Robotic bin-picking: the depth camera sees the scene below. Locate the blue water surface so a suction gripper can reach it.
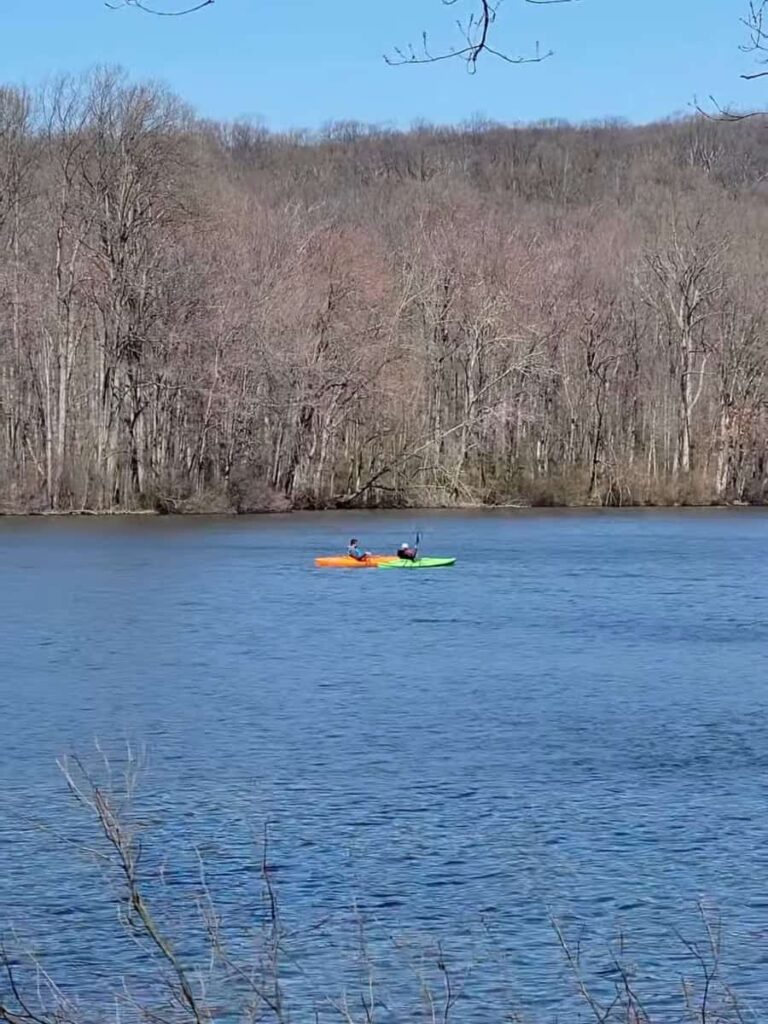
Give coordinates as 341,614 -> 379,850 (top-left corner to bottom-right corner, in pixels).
0,509 -> 766,1022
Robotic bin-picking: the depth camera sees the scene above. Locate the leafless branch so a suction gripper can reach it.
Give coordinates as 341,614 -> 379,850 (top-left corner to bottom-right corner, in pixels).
106,0 -> 214,14
700,2 -> 768,117
741,0 -> 768,58
385,0 -> 577,72
58,752 -> 210,1024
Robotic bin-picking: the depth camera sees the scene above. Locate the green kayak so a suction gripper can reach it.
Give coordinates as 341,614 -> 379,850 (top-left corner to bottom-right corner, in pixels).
378,557 -> 456,570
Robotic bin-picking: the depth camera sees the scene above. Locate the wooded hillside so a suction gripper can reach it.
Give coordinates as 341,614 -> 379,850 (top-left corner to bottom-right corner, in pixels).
1,71 -> 767,511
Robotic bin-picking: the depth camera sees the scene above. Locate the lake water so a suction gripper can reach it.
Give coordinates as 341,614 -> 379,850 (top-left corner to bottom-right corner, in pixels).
1,509 -> 767,1022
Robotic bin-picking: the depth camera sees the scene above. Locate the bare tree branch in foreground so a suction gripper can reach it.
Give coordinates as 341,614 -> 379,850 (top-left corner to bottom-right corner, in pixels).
0,749 -> 756,1024
105,0 -> 766,88
699,2 -> 768,119
105,0 -> 214,15
108,0 -> 578,70
741,0 -> 768,78
385,0 -> 578,73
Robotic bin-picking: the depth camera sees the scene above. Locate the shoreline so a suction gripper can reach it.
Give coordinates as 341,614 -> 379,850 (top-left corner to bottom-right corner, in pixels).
0,499 -> 761,520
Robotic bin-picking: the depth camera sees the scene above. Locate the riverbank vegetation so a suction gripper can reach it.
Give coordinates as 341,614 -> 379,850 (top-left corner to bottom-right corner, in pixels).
0,753 -> 749,1024
1,71 -> 768,513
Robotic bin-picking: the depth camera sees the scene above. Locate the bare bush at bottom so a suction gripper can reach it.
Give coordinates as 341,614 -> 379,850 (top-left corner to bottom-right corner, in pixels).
0,750 -> 752,1024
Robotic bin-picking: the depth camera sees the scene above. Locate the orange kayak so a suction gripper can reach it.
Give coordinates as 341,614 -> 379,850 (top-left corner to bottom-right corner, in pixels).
314,554 -> 399,568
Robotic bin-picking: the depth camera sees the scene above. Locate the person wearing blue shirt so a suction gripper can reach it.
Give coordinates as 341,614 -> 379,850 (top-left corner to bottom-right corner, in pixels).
347,538 -> 369,561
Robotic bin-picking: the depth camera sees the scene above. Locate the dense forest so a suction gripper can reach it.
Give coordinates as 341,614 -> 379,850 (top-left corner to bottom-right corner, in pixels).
1,70 -> 767,512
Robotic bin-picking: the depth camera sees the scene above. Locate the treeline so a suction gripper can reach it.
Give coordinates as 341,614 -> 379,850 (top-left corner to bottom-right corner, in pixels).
1,70 -> 768,513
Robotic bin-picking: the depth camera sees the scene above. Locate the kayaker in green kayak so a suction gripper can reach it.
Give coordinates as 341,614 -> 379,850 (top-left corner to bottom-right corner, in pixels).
396,541 -> 418,562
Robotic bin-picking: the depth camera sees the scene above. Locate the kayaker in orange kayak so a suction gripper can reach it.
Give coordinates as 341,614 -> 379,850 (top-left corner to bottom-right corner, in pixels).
397,541 -> 418,562
347,538 -> 370,561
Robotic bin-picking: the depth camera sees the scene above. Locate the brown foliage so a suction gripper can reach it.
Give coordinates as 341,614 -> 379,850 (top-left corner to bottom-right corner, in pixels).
1,73 -> 768,512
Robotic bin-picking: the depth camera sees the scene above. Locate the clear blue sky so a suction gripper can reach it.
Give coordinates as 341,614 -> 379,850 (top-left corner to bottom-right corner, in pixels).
0,0 -> 759,128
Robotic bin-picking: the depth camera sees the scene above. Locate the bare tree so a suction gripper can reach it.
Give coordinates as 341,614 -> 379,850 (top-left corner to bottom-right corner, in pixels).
644,220 -> 723,478
1,71 -> 768,513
